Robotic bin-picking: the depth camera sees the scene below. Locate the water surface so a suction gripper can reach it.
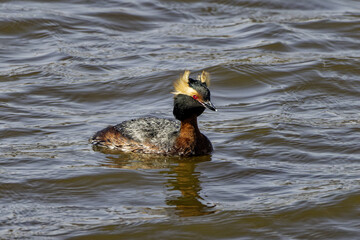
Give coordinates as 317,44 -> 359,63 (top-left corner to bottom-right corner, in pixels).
1,0 -> 360,239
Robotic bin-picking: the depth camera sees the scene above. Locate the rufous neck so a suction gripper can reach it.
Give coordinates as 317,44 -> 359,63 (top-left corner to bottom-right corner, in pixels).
179,116 -> 201,137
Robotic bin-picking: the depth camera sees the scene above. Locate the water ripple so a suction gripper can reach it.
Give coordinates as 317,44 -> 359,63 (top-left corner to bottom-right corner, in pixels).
1,0 -> 360,239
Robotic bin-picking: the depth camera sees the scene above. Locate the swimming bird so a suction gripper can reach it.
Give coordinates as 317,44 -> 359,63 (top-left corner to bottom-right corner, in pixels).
91,70 -> 216,156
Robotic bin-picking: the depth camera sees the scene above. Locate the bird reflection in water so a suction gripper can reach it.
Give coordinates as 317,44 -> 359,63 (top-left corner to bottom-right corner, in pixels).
165,157 -> 216,217
96,149 -> 216,217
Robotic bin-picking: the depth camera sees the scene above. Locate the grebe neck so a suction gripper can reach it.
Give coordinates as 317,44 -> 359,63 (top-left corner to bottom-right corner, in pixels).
173,115 -> 213,156
178,116 -> 201,138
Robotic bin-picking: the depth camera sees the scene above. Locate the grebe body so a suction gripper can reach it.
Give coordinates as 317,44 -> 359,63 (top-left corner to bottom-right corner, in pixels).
91,70 -> 216,156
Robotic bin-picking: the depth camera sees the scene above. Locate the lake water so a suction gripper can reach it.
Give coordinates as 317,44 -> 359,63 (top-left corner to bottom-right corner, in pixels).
1,0 -> 360,239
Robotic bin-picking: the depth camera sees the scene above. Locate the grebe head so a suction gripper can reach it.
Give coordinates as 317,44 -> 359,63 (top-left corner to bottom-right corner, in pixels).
172,70 -> 216,121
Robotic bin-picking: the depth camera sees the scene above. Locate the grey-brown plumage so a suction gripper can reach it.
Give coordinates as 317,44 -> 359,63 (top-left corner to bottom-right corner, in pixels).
115,117 -> 179,151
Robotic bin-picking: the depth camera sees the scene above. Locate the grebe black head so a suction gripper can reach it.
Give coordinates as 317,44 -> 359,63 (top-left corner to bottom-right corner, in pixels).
91,70 -> 216,156
172,70 -> 216,121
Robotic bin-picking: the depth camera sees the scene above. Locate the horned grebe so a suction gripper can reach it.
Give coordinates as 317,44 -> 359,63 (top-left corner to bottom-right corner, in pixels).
91,70 -> 216,156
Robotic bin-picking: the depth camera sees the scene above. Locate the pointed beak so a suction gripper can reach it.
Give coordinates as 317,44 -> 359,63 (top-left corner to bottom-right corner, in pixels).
203,100 -> 217,111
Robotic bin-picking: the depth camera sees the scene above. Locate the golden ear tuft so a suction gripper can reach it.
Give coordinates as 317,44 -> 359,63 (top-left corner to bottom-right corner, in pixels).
172,70 -> 198,96
198,70 -> 210,86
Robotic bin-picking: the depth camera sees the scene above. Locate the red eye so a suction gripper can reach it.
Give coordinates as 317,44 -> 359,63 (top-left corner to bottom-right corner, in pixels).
193,95 -> 198,100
